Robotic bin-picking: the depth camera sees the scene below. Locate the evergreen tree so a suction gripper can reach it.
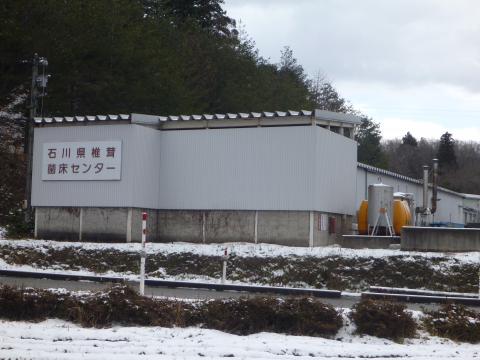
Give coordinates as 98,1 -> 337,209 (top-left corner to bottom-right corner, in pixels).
153,0 -> 235,36
310,80 -> 354,113
356,117 -> 388,169
402,132 -> 418,147
437,132 -> 457,169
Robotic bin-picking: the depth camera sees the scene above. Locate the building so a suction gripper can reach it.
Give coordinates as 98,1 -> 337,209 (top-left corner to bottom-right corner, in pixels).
31,109 -> 480,245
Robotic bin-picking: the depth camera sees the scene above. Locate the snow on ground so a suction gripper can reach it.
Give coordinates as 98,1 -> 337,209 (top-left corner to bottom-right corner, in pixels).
1,239 -> 480,263
0,228 -> 5,240
1,239 -> 479,289
0,317 -> 477,359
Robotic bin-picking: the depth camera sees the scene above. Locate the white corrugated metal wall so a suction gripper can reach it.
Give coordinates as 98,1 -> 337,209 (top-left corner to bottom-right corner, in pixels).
157,126 -> 357,213
32,124 -> 357,214
32,124 -> 161,208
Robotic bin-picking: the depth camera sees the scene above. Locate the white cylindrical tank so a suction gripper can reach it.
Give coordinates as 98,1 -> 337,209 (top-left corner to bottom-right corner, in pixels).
367,183 -> 394,229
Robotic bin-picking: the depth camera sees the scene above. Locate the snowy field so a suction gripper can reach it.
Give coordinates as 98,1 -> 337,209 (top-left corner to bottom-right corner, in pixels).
1,317 -> 477,359
1,238 -> 479,263
1,238 -> 479,290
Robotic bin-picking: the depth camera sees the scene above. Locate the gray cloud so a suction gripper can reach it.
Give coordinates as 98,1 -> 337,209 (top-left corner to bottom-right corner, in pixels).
225,0 -> 480,93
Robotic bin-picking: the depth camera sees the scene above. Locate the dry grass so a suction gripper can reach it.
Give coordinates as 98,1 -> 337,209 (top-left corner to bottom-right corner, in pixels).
422,303 -> 480,343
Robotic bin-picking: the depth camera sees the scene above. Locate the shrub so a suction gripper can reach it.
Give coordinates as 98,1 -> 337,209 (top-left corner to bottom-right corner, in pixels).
350,299 -> 417,341
423,303 -> 480,343
4,206 -> 34,239
0,285 -> 66,321
62,285 -> 191,328
197,297 -> 342,336
0,285 -> 342,337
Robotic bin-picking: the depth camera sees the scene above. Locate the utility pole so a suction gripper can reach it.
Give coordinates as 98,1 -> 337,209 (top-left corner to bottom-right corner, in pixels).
24,54 -> 48,224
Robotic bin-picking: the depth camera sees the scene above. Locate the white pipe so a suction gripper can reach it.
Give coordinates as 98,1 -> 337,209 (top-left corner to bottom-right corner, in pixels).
423,165 -> 429,210
254,211 -> 258,244
34,208 -> 38,238
79,208 -> 83,242
202,211 -> 206,244
126,208 -> 132,243
309,211 -> 314,247
139,212 -> 147,295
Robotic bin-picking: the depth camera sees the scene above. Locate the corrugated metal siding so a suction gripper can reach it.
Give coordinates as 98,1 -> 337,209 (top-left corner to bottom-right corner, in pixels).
32,124 -> 160,207
314,127 -> 357,215
33,124 -> 357,213
157,127 -> 316,210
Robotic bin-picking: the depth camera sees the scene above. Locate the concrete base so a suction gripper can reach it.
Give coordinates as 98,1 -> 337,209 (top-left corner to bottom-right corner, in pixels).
35,207 -> 80,241
34,207 -> 353,246
401,226 -> 480,252
339,235 -> 400,249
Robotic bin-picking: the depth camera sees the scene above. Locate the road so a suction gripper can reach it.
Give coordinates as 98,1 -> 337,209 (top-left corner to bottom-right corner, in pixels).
0,275 -> 449,311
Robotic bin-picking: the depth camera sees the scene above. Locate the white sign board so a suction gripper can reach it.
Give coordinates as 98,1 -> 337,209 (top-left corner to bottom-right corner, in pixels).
42,141 -> 122,180
319,213 -> 328,231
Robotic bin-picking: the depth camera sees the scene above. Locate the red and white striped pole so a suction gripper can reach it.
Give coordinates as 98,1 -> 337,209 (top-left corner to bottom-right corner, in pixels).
139,212 -> 147,295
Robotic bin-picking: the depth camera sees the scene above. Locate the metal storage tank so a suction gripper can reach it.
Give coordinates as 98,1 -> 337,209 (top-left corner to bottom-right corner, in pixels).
367,183 -> 394,230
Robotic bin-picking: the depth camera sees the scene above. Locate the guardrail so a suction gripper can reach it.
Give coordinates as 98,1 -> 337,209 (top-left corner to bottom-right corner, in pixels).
1,269 -> 479,306
363,286 -> 480,306
0,269 -> 341,298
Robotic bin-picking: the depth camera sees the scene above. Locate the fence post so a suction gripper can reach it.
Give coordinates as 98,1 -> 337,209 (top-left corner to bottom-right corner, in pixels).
140,212 -> 147,295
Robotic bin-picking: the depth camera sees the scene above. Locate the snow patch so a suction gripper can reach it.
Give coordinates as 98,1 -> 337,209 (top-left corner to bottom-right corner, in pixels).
0,317 -> 476,359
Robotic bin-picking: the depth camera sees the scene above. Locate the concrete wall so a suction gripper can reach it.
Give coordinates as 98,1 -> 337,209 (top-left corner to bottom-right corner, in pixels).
36,207 -> 80,240
257,211 -> 309,246
35,207 -> 349,246
339,235 -> 400,249
81,208 -> 128,242
205,211 -> 255,243
157,210 -> 203,243
130,208 -> 160,243
36,207 -> 129,242
401,226 -> 480,251
312,213 -> 350,246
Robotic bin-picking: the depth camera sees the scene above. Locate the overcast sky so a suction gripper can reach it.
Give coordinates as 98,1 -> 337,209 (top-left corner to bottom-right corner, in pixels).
224,0 -> 480,141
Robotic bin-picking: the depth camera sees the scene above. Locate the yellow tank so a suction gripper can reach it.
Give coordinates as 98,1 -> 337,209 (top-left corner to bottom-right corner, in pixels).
393,199 -> 411,235
357,199 -> 411,235
358,200 -> 369,235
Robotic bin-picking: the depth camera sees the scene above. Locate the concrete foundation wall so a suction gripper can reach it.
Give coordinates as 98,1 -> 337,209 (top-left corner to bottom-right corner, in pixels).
35,207 -> 351,246
339,235 -> 400,249
81,208 -> 128,242
205,211 -> 255,243
157,210 -> 204,243
130,208 -> 160,243
401,226 -> 480,251
257,211 -> 309,246
36,207 -> 80,240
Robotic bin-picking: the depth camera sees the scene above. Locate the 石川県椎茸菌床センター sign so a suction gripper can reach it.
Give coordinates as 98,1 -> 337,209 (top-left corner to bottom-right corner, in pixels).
41,141 -> 122,180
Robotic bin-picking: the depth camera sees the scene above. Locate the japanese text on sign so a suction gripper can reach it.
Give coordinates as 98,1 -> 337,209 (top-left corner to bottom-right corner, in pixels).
42,141 -> 122,180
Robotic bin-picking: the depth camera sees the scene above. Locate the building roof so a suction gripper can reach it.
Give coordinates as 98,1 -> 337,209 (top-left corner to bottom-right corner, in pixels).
34,111 -> 311,125
358,162 -> 471,198
33,109 -> 364,129
314,109 -> 362,125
